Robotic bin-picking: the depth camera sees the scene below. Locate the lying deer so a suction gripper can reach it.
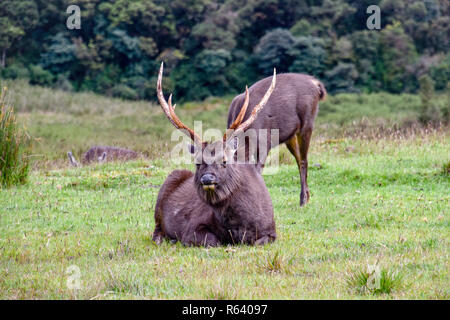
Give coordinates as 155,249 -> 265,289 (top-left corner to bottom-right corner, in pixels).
67,146 -> 138,167
227,73 -> 326,206
153,63 -> 277,246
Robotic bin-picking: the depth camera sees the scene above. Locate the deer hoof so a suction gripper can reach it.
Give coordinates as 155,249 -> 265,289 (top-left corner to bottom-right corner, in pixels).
300,190 -> 310,207
152,234 -> 163,245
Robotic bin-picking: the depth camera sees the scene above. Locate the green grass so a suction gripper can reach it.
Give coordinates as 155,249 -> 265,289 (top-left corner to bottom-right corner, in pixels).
2,79 -> 448,169
347,265 -> 404,295
0,80 -> 448,299
0,131 -> 448,299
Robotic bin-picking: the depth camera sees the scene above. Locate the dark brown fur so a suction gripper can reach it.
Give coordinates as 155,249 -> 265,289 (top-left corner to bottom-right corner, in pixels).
153,143 -> 276,247
227,73 -> 326,206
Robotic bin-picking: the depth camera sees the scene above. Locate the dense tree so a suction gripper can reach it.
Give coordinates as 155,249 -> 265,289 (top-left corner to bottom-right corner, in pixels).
325,62 -> 359,94
430,54 -> 450,90
289,36 -> 327,77
254,28 -> 296,75
350,30 -> 381,91
0,0 -> 39,67
379,22 -> 418,93
40,33 -> 78,73
0,0 -> 447,100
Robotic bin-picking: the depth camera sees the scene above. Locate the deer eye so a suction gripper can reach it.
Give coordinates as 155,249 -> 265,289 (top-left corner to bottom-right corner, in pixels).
196,163 -> 204,169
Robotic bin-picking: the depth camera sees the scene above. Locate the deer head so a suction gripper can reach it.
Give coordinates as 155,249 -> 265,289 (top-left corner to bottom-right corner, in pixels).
156,62 -> 276,204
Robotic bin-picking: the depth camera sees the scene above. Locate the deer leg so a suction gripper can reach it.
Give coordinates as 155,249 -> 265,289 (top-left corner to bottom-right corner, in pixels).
255,130 -> 272,173
298,128 -> 312,206
254,235 -> 275,245
152,226 -> 164,245
188,230 -> 220,247
285,134 -> 304,206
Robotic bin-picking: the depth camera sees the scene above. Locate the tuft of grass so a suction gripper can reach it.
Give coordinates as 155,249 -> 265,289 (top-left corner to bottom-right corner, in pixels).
347,264 -> 404,295
104,268 -> 146,296
205,278 -> 240,300
442,161 -> 450,175
257,250 -> 294,274
0,87 -> 31,187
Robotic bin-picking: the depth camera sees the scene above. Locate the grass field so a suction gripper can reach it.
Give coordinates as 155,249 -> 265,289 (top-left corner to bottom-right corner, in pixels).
0,80 -> 449,299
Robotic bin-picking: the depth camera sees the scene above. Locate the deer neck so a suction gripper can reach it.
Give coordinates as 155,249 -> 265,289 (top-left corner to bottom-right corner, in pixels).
209,165 -> 257,217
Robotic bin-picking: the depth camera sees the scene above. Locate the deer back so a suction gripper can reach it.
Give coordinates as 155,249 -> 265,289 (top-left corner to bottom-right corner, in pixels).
227,73 -> 326,144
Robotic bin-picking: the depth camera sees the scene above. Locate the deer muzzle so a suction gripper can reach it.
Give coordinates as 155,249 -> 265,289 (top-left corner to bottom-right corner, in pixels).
200,173 -> 217,190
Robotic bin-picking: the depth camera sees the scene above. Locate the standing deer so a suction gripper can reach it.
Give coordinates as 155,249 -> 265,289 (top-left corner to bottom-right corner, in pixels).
152,63 -> 277,246
227,73 -> 326,207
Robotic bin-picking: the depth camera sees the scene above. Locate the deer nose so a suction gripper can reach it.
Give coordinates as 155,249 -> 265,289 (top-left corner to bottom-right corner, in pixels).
200,173 -> 216,185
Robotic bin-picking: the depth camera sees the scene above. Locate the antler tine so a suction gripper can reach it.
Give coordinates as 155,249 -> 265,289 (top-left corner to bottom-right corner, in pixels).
167,94 -> 177,109
230,69 -> 276,138
223,86 -> 249,140
157,62 -> 202,145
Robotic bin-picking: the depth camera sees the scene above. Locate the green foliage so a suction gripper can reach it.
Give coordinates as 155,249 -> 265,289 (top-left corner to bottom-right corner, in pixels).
0,0 -> 38,67
347,265 -> 403,295
1,63 -> 29,79
380,22 -> 418,93
197,49 -> 231,74
418,75 -> 441,125
0,87 -> 30,187
54,74 -> 73,92
40,33 -> 78,74
254,28 -> 296,75
1,0 -> 448,99
172,49 -> 238,101
109,29 -> 142,61
289,36 -> 327,77
430,54 -> 450,90
290,19 -> 312,37
350,31 -> 381,91
81,64 -> 121,93
28,65 -> 54,86
110,84 -> 138,100
325,63 -> 359,94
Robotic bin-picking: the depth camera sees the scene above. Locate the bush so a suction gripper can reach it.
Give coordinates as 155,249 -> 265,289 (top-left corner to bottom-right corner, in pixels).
0,87 -> 31,187
1,63 -> 30,79
289,36 -> 327,77
254,29 -> 296,75
430,54 -> 450,90
28,65 -> 54,86
54,74 -> 73,92
324,63 -> 359,94
110,84 -> 139,100
418,75 -> 442,125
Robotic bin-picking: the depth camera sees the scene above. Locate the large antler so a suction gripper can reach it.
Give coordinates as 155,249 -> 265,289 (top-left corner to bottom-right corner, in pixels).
223,86 -> 249,140
225,69 -> 276,140
157,62 -> 202,145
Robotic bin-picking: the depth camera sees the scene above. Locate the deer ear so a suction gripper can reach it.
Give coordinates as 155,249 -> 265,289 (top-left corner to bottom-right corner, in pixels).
225,137 -> 239,156
188,144 -> 196,154
188,144 -> 203,164
227,136 -> 239,151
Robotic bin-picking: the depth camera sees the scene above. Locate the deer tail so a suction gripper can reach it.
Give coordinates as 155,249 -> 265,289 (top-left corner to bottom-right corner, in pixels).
311,79 -> 327,101
317,81 -> 327,101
